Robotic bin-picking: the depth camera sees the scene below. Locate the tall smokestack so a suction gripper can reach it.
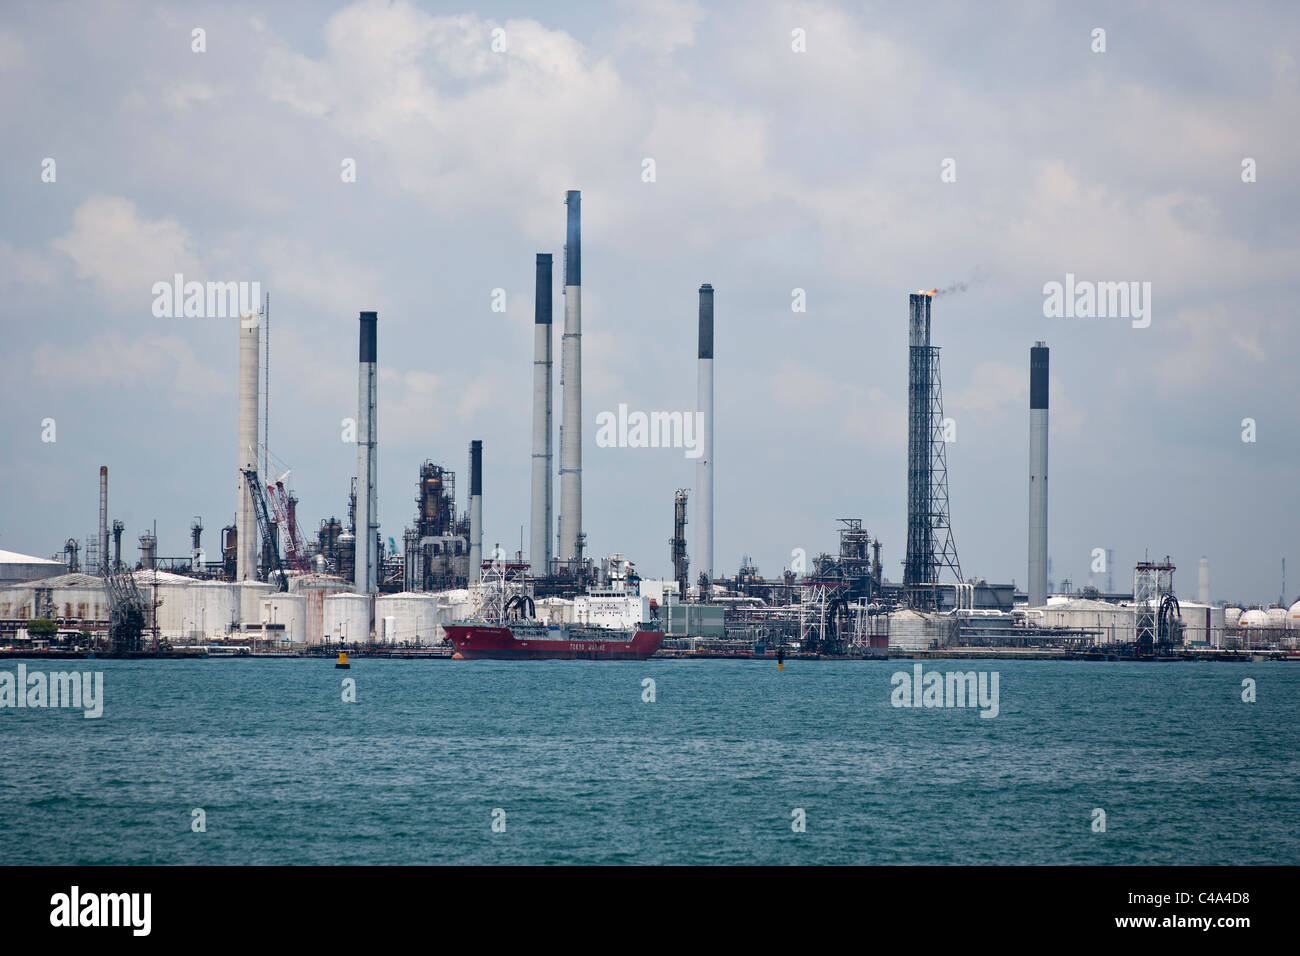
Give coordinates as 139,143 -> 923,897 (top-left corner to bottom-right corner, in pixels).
558,190 -> 583,568
1198,557 -> 1210,604
904,293 -> 932,601
696,283 -> 714,586
469,439 -> 483,578
1028,342 -> 1049,607
530,253 -> 553,576
237,312 -> 260,581
356,311 -> 378,593
98,466 -> 108,577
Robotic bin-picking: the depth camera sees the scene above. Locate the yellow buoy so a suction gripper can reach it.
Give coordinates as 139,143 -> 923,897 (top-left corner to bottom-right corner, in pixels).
335,651 -> 350,669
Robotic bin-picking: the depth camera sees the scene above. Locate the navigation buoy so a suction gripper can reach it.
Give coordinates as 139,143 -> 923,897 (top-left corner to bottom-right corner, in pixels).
335,652 -> 350,669
777,646 -> 785,671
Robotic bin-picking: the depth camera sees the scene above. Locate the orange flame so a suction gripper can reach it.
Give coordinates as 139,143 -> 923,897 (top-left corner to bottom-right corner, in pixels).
915,288 -> 938,296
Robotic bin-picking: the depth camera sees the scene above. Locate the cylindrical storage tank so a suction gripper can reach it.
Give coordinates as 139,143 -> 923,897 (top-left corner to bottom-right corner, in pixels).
323,593 -> 372,645
235,580 -> 274,628
1240,609 -> 1269,627
259,594 -> 307,645
46,574 -> 109,624
292,575 -> 352,646
187,582 -> 238,640
1177,602 -> 1225,647
888,609 -> 931,650
1225,607 -> 1242,626
375,593 -> 439,646
133,572 -> 195,640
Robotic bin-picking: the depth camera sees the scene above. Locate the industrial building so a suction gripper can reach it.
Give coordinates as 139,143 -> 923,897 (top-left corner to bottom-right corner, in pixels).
3,194 -> 1290,660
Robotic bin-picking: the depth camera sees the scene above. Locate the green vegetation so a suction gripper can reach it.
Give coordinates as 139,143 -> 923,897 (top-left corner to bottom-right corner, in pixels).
27,618 -> 57,638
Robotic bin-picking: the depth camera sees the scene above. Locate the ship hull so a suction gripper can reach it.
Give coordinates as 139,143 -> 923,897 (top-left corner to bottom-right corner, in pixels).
444,624 -> 664,661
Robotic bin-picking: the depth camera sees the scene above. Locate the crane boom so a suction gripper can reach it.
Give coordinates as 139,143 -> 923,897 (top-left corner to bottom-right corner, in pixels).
241,467 -> 288,591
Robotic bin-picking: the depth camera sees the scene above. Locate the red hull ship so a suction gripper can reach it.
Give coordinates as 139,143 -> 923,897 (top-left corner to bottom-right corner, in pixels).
444,622 -> 664,661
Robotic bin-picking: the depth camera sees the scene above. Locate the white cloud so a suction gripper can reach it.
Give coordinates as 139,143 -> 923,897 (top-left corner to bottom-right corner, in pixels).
51,197 -> 201,302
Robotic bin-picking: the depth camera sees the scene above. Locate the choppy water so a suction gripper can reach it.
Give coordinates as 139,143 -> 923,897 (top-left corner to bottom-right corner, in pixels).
0,659 -> 1295,864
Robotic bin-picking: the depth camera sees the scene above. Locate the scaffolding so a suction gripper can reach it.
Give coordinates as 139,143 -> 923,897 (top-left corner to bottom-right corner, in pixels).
1133,557 -> 1181,653
905,293 -> 961,609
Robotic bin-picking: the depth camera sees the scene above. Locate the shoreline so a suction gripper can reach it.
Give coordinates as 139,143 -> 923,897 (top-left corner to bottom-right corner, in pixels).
0,648 -> 1291,662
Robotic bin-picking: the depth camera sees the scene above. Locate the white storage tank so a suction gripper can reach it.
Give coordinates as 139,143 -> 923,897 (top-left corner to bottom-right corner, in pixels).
887,609 -> 956,650
1288,600 -> 1300,629
25,573 -> 109,623
133,570 -> 200,640
291,574 -> 352,646
235,580 -> 274,627
1240,609 -> 1269,627
0,573 -> 107,622
1041,598 -> 1135,645
1264,606 -> 1288,628
187,581 -> 238,640
1177,602 -> 1225,647
375,593 -> 439,646
1225,607 -> 1242,626
258,594 -> 307,645
323,593 -> 372,645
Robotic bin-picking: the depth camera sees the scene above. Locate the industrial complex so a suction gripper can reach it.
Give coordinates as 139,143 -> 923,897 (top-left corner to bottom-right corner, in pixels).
0,189 -> 1295,660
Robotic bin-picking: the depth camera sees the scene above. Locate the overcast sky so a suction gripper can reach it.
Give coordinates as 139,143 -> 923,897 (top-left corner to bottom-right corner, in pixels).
1,1 -> 1296,605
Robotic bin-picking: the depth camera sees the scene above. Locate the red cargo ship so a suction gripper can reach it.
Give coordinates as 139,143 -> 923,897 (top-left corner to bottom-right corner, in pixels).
444,621 -> 664,661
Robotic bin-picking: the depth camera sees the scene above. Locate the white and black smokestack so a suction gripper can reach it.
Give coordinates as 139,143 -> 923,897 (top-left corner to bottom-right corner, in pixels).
696,283 -> 714,587
98,466 -> 108,577
237,311 -> 260,582
558,190 -> 583,567
530,253 -> 553,575
1028,342 -> 1049,607
469,439 -> 483,577
356,311 -> 378,594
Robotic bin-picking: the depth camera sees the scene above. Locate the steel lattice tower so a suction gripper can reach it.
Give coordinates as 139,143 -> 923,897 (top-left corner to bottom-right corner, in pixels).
904,292 -> 961,609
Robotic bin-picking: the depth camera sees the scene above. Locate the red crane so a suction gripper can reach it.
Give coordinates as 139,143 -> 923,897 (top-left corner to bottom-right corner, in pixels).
267,470 -> 311,572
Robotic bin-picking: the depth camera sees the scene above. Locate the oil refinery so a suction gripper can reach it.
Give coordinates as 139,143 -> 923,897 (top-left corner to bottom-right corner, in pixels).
0,189 -> 1294,661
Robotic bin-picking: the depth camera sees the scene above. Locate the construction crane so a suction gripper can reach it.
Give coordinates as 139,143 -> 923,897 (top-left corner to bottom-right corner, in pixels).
266,470 -> 310,572
242,467 -> 289,591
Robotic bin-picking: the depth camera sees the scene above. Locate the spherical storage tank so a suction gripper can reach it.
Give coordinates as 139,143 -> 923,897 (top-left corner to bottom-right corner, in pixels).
1264,606 -> 1288,628
323,593 -> 371,645
1240,609 -> 1269,627
1288,600 -> 1300,629
1225,607 -> 1242,626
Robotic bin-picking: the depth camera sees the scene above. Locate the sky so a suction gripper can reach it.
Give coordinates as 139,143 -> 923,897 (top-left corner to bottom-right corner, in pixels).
0,0 -> 1296,606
